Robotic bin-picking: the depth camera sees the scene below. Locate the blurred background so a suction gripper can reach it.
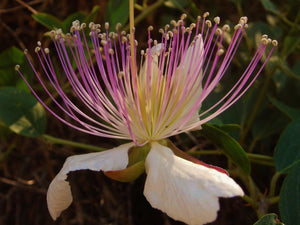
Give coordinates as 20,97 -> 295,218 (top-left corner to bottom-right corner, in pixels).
0,0 -> 299,225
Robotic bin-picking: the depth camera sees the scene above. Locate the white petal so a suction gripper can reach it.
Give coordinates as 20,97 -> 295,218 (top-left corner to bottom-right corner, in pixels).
144,142 -> 244,225
47,142 -> 134,220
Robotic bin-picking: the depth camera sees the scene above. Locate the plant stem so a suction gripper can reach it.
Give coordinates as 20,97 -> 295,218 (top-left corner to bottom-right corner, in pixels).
240,66 -> 277,144
129,0 -> 136,77
124,0 -> 165,31
41,134 -> 107,152
268,196 -> 280,205
269,172 -> 282,197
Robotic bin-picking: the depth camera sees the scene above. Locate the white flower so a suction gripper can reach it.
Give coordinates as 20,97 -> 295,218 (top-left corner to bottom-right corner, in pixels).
47,142 -> 243,224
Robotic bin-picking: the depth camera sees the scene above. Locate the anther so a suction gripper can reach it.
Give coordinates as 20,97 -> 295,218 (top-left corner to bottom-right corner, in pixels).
222,24 -> 230,31
44,48 -> 50,54
81,23 -> 86,29
89,22 -> 94,29
116,23 -> 122,31
205,20 -> 212,28
272,40 -> 278,46
262,34 -> 268,39
135,40 -> 138,46
109,48 -> 114,55
197,16 -> 201,21
165,24 -> 170,30
203,12 -> 209,18
216,28 -> 222,35
217,49 -> 224,56
181,13 -> 187,20
159,28 -> 164,34
118,71 -> 125,79
148,26 -> 153,31
35,47 -> 40,53
261,38 -> 268,45
37,41 -> 41,46
170,20 -> 177,26
101,40 -> 107,46
24,49 -> 28,54
15,65 -> 20,71
234,24 -> 242,30
105,22 -> 109,30
214,17 -> 220,24
190,23 -> 196,29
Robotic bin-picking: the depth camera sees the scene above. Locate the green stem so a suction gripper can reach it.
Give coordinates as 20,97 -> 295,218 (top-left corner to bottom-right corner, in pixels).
268,196 -> 280,205
124,0 -> 165,31
189,150 -> 274,166
240,66 -> 277,144
269,172 -> 282,197
41,134 -> 107,152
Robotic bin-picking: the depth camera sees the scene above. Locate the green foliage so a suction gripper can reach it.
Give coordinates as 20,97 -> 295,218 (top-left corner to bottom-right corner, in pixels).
0,47 -> 31,90
104,0 -> 129,31
33,6 -> 100,33
279,162 -> 300,225
0,87 -> 46,137
254,213 -> 283,225
274,119 -> 300,173
201,124 -> 251,175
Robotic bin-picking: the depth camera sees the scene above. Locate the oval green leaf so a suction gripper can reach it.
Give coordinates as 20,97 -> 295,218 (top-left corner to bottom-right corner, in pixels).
201,124 -> 251,175
274,119 -> 300,173
32,13 -> 62,30
0,87 -> 46,137
254,213 -> 283,225
279,162 -> 300,225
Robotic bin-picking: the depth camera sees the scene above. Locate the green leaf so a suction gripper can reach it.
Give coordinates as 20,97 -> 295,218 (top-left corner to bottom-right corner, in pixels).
0,47 -> 25,87
84,5 -> 100,23
282,35 -> 300,58
260,0 -> 281,15
0,87 -> 46,137
269,97 -> 300,120
201,124 -> 251,175
274,119 -> 300,173
279,162 -> 300,225
254,213 -> 283,225
104,0 -> 129,31
32,13 -> 63,30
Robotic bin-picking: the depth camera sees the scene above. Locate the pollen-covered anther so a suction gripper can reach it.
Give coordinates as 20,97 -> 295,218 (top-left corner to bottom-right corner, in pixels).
141,50 -> 145,55
37,41 -> 41,46
159,28 -> 164,34
135,40 -> 138,46
44,48 -> 50,54
267,38 -> 272,44
203,12 -> 209,18
101,40 -> 107,46
115,23 -> 121,31
234,24 -> 242,30
189,23 -> 196,30
154,40 -> 158,46
170,20 -> 177,27
80,23 -> 86,29
15,64 -> 20,71
216,28 -> 222,35
185,27 -> 191,33
222,24 -> 230,31
148,26 -> 153,32
105,22 -> 109,30
24,49 -> 28,54
88,22 -> 94,29
214,16 -> 220,24
109,48 -> 114,55
180,13 -> 187,20
261,38 -> 268,45
35,47 -> 41,53
217,49 -> 225,56
272,40 -> 278,46
121,36 -> 127,43
197,15 -> 201,22
165,24 -> 170,30
262,34 -> 268,39
205,20 -> 212,28
118,71 -> 125,79
168,31 -> 173,38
